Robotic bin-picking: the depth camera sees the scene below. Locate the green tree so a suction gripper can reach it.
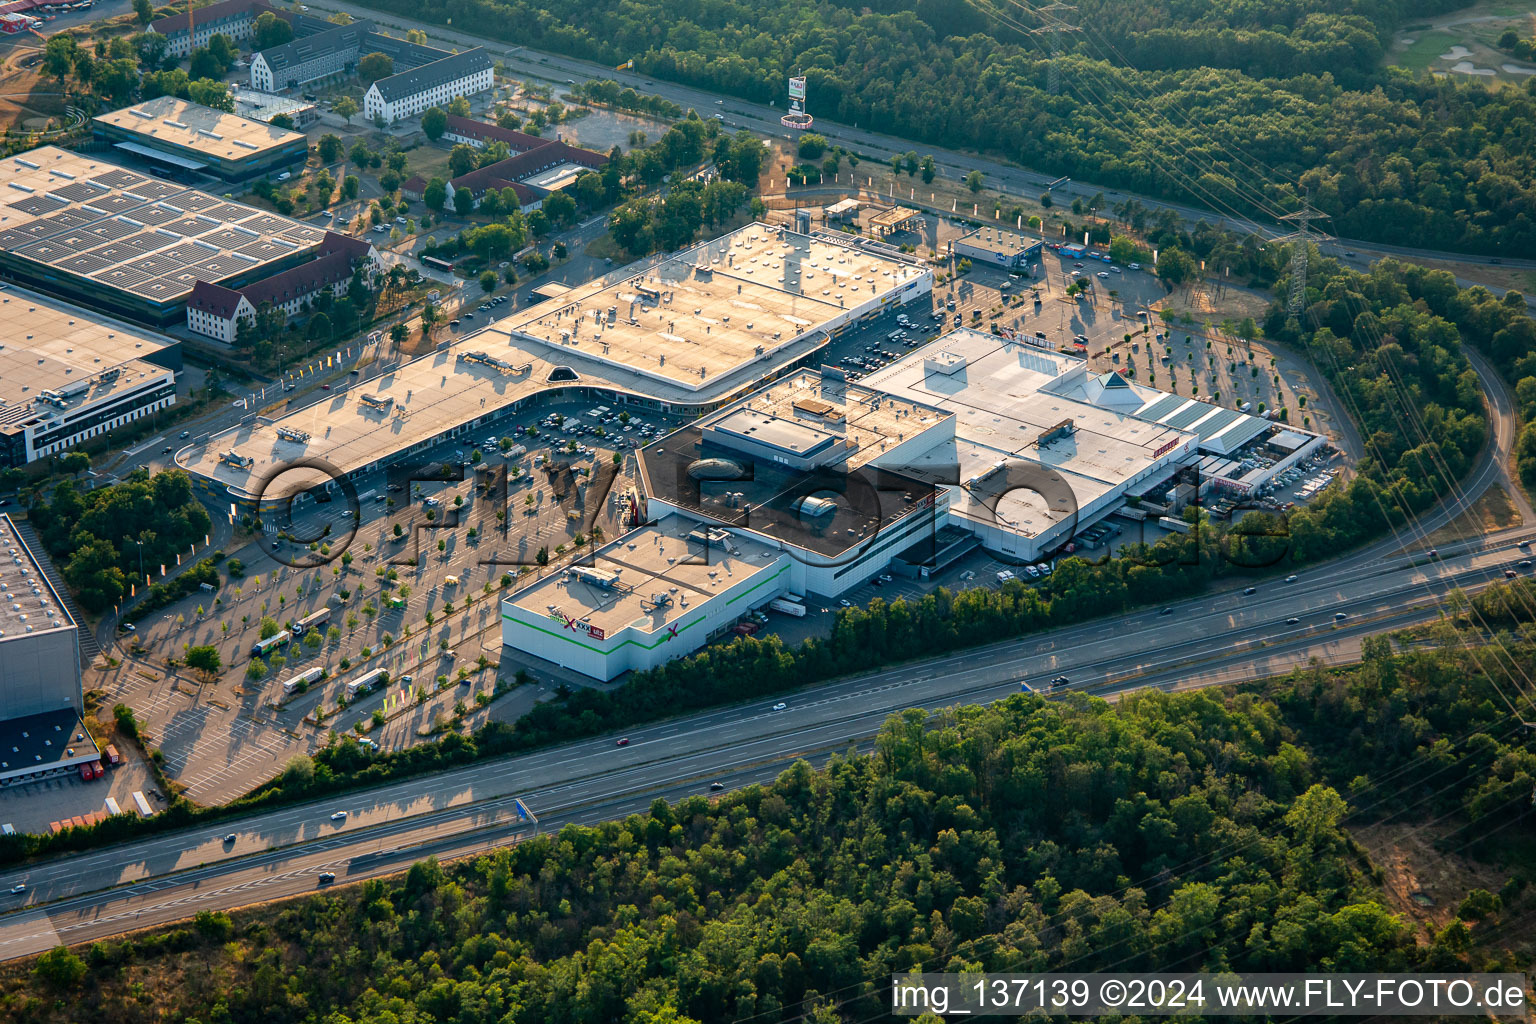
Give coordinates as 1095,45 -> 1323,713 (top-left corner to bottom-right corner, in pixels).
252,10 -> 292,48
185,645 -> 222,682
479,270 -> 497,293
358,51 -> 393,85
318,134 -> 343,164
1156,246 -> 1198,287
333,96 -> 358,125
33,947 -> 86,990
132,0 -> 153,24
448,144 -> 478,179
41,34 -> 76,83
423,177 -> 447,212
422,106 -> 448,140
965,169 -> 984,192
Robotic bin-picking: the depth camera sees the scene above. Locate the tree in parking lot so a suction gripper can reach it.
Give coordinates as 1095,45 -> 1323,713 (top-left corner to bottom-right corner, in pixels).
246,658 -> 267,681
479,270 -> 497,294
185,645 -> 222,682
258,617 -> 280,640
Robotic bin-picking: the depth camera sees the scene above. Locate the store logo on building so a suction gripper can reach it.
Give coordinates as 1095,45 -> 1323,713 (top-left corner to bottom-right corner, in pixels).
549,608 -> 606,641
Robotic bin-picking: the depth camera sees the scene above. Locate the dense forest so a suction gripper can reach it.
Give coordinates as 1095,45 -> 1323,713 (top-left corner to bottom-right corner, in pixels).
7,641 -> 1535,1023
351,0 -> 1536,255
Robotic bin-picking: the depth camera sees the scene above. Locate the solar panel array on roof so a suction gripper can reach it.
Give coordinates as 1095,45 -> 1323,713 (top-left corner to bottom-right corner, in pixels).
0,147 -> 321,314
1195,407 -> 1241,438
1136,392 -> 1185,421
1209,416 -> 1268,453
1162,400 -> 1211,431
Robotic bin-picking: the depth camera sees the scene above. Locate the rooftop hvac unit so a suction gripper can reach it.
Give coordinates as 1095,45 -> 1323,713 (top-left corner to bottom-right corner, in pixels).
792,495 -> 838,518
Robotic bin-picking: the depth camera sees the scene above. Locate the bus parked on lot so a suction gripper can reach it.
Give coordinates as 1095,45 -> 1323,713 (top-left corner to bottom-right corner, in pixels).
252,630 -> 291,657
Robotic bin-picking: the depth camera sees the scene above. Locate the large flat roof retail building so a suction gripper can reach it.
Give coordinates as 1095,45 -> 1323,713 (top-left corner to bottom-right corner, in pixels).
500,518 -> 791,681
0,147 -> 326,324
514,328 -> 1323,681
182,224 -> 933,508
92,97 -> 309,182
0,284 -> 180,468
0,514 -> 98,788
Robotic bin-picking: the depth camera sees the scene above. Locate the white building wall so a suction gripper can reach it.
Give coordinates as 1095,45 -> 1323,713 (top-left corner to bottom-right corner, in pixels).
499,552 -> 793,681
0,628 -> 82,719
24,385 -> 177,462
250,54 -> 274,92
365,67 -> 494,123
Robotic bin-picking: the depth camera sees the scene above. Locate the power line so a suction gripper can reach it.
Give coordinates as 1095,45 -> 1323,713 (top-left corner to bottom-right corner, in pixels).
1275,203 -> 1331,318
1031,1 -> 1079,96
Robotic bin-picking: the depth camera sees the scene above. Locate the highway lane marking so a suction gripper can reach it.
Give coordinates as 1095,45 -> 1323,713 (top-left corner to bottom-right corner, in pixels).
35,545 -> 1519,908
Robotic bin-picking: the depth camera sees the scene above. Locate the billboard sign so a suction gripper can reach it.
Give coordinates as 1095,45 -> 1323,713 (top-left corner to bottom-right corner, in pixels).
788,76 -> 807,100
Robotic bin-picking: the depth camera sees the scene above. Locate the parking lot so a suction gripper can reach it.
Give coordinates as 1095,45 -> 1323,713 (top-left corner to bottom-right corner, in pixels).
89,393 -> 691,802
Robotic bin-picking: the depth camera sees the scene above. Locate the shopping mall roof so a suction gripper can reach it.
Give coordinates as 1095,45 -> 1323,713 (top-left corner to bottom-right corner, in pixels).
188,225 -> 929,501
504,517 -> 785,642
856,330 -> 1198,534
637,370 -> 947,558
955,226 -> 1044,256
92,97 -> 306,166
502,223 -> 927,394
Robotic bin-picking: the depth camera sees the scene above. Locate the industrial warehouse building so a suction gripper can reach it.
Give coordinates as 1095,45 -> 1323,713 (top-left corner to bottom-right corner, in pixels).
0,147 -> 327,325
0,514 -> 96,788
92,97 -> 309,182
0,284 -> 180,468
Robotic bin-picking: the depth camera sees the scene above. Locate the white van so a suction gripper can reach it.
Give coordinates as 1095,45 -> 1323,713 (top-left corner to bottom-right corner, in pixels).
443,575 -> 460,586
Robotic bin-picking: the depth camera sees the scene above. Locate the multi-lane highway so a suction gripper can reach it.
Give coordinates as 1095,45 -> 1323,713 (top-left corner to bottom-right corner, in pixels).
0,508 -> 1529,959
